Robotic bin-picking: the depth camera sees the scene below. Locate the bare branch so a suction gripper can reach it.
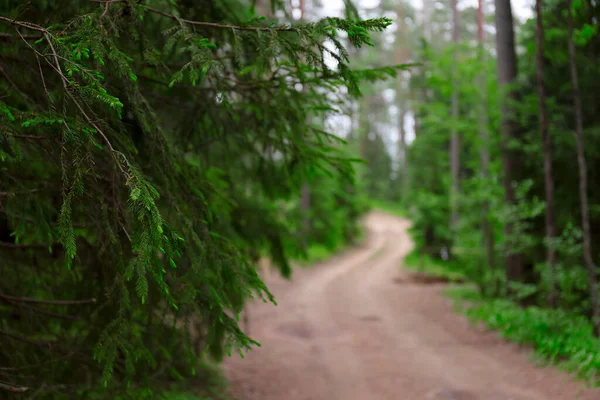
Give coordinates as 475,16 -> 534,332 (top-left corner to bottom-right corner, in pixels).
0,381 -> 29,393
0,188 -> 47,197
0,242 -> 48,249
0,32 -> 40,40
0,293 -> 97,305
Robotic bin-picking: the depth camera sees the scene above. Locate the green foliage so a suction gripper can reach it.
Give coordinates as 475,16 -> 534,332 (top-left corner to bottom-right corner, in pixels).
370,199 -> 406,217
355,0 -> 600,385
0,0 -> 398,398
449,287 -> 600,387
403,250 -> 467,283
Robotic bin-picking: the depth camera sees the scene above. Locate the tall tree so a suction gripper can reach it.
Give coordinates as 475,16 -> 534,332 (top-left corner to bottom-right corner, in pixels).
477,0 -> 496,292
297,0 -> 311,250
535,0 -> 558,307
450,0 -> 460,233
494,0 -> 524,283
422,0 -> 431,41
396,2 -> 410,202
567,0 -> 599,335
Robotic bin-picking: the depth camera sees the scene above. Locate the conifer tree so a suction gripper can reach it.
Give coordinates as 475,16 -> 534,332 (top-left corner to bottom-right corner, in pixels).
0,0 -> 396,397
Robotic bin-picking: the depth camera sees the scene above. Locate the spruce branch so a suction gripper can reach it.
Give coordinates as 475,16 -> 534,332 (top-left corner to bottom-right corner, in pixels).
0,16 -> 133,180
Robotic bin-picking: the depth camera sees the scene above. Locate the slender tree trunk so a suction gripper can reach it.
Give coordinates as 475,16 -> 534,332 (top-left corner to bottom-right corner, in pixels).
567,0 -> 599,336
412,82 -> 421,137
477,0 -> 496,295
494,0 -> 524,284
297,0 -> 311,250
399,108 -> 408,199
255,0 -> 269,15
415,0 -> 429,139
535,0 -> 558,308
397,3 -> 409,203
450,0 -> 460,234
422,0 -> 431,42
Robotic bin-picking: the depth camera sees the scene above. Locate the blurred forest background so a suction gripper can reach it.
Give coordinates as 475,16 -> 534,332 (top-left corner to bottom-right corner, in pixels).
2,0 -> 600,398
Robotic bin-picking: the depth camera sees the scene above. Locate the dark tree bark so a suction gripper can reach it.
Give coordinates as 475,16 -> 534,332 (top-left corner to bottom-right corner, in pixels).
567,0 -> 599,335
535,0 -> 558,308
450,0 -> 460,233
494,0 -> 524,283
398,108 -> 408,199
297,0 -> 311,250
478,0 -> 496,294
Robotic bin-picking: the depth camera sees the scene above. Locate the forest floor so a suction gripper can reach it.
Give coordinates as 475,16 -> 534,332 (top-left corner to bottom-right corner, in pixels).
222,211 -> 598,400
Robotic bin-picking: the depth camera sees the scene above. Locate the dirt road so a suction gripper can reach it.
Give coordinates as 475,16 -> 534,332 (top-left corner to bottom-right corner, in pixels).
223,212 -> 598,400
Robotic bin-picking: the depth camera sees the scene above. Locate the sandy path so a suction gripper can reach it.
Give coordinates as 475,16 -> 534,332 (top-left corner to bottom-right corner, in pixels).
223,212 -> 598,400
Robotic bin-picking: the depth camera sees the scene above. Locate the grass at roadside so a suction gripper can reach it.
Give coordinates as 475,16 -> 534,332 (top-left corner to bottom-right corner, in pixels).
304,243 -> 339,263
158,379 -> 233,400
370,199 -> 406,217
402,250 -> 467,283
300,199 -> 404,266
446,286 -> 600,387
402,251 -> 600,387
300,228 -> 367,265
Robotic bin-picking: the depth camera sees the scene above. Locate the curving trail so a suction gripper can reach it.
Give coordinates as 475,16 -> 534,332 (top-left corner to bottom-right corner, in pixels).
223,212 -> 598,400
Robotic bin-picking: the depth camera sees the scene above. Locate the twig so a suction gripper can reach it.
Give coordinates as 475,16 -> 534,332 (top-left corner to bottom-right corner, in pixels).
0,16 -> 46,33
0,32 -> 39,40
0,328 -> 58,346
0,242 -> 48,249
0,293 -> 96,305
0,188 -> 46,197
101,0 -> 111,18
0,298 -> 81,320
0,381 -> 29,393
0,211 -> 91,228
7,134 -> 55,140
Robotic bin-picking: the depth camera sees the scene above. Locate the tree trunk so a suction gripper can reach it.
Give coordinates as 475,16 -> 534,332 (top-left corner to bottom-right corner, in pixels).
494,0 -> 524,284
397,3 -> 410,203
450,0 -> 460,234
422,0 -> 431,42
535,0 -> 558,308
297,0 -> 311,250
477,0 -> 496,295
567,0 -> 599,335
399,108 -> 408,200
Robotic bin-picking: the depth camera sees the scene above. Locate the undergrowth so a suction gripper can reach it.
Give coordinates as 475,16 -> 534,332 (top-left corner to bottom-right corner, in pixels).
300,227 -> 367,265
402,250 -> 600,387
446,286 -> 600,387
371,199 -> 407,217
403,250 -> 467,283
